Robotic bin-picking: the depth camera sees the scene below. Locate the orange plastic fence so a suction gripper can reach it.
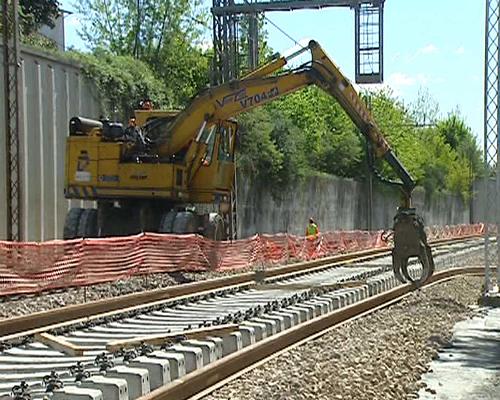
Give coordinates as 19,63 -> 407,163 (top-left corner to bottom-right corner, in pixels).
0,224 -> 484,296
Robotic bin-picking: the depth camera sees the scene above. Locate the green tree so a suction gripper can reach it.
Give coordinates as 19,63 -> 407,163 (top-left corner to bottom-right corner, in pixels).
76,0 -> 210,105
237,106 -> 308,192
68,50 -> 169,119
363,90 -> 426,182
267,87 -> 364,177
409,87 -> 440,127
238,14 -> 274,76
20,0 -> 60,34
436,112 -> 484,197
237,108 -> 284,187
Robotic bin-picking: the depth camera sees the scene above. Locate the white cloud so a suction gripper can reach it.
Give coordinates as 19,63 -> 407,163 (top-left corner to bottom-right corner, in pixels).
373,73 -> 414,96
455,46 -> 465,55
404,44 -> 439,63
419,44 -> 439,55
388,72 -> 416,87
415,73 -> 430,85
379,73 -> 433,96
391,52 -> 402,62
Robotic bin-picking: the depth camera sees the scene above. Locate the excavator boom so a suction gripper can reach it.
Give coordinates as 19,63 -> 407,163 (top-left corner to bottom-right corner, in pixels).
151,41 -> 415,199
146,39 -> 434,285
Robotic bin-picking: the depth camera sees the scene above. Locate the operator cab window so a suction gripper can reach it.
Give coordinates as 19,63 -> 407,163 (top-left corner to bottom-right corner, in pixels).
218,126 -> 233,162
201,125 -> 216,166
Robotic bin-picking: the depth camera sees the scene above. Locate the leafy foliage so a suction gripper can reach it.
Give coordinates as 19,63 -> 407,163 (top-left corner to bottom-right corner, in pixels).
75,0 -> 210,105
20,0 -> 60,34
67,50 -> 169,119
368,91 -> 482,199
237,107 -> 308,191
267,87 -> 364,178
236,86 -> 483,200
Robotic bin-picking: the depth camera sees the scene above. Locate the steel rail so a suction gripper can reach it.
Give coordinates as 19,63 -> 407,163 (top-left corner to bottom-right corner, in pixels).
0,234 -> 481,339
139,265 -> 491,400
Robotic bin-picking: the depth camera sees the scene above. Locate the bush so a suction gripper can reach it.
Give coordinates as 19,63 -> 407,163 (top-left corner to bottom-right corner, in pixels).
67,50 -> 171,119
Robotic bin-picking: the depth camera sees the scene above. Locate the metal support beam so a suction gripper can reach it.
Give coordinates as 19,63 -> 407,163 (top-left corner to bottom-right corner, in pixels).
2,0 -> 22,241
483,0 -> 500,292
248,12 -> 259,71
211,0 -> 384,84
212,0 -> 378,14
212,0 -> 240,84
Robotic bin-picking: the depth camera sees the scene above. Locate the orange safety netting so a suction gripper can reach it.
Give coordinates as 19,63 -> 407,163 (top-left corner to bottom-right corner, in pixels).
0,224 -> 484,296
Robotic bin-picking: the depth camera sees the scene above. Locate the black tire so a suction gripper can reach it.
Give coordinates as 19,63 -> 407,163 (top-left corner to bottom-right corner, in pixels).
159,210 -> 177,233
63,208 -> 84,239
77,209 -> 98,238
173,211 -> 199,234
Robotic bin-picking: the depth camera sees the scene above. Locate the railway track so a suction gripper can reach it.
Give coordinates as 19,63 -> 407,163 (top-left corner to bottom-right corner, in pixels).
0,237 -> 487,400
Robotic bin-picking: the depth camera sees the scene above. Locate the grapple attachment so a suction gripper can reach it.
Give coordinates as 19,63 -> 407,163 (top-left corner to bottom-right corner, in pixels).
392,208 -> 435,286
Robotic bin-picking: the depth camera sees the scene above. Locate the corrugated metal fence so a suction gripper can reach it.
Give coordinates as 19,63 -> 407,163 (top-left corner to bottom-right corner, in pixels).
0,45 -> 100,241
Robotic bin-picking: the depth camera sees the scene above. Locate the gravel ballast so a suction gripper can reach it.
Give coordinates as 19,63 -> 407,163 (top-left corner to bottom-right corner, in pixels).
203,276 -> 484,400
0,269 -> 255,319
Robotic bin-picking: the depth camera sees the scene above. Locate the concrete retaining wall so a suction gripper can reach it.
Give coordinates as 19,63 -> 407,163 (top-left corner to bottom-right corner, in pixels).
0,45 -> 100,241
237,174 -> 471,237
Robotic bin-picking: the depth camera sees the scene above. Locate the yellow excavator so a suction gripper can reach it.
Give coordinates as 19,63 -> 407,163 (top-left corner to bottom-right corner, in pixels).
64,40 -> 434,285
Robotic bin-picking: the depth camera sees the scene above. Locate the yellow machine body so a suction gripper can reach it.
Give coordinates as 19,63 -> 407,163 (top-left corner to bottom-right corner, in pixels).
65,117 -> 236,209
63,40 -> 435,287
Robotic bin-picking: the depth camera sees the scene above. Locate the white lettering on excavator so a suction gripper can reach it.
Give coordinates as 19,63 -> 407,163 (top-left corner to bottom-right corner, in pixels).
239,87 -> 279,108
215,87 -> 280,109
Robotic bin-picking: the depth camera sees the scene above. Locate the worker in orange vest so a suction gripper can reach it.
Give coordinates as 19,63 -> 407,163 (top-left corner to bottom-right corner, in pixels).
306,218 -> 319,239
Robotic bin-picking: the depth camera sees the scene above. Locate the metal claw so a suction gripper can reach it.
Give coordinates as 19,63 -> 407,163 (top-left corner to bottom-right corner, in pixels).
401,256 -> 414,283
392,253 -> 407,283
392,207 -> 435,287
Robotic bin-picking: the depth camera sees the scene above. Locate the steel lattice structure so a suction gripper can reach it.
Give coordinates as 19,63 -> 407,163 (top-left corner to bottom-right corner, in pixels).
483,0 -> 500,291
2,0 -> 22,241
211,0 -> 385,239
211,0 -> 384,84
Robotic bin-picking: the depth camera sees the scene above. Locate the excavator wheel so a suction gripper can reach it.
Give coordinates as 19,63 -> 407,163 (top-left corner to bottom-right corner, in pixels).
63,207 -> 84,239
77,209 -> 98,238
159,210 -> 177,233
172,211 -> 199,234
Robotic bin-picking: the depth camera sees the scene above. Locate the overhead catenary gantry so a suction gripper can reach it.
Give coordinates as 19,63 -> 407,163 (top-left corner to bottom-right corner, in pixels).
211,0 -> 385,84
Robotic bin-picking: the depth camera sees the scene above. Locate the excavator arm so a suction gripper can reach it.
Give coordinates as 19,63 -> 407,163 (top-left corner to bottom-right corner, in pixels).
145,40 -> 434,285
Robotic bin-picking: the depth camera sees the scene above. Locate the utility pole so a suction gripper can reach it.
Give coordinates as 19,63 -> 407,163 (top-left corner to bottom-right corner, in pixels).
483,0 -> 500,292
2,0 -> 22,241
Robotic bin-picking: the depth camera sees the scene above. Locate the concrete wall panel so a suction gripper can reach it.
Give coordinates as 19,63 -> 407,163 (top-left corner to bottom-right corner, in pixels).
237,174 -> 472,238
0,50 -> 6,239
0,45 -> 100,241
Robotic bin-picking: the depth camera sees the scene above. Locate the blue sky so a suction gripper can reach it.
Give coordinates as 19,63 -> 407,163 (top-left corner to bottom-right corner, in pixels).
61,0 -> 484,142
